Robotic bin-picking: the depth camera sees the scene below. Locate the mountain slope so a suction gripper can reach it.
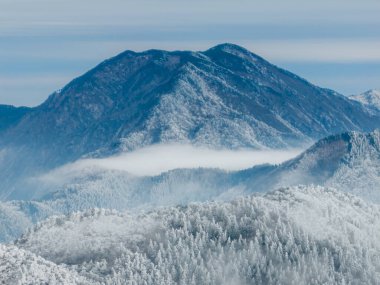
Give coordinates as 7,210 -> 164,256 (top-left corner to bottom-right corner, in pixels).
350,89 -> 380,113
11,186 -> 380,285
0,244 -> 91,284
0,105 -> 30,134
265,130 -> 380,199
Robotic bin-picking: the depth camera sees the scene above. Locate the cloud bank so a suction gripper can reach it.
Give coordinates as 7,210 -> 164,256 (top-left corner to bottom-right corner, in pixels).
50,144 -> 302,177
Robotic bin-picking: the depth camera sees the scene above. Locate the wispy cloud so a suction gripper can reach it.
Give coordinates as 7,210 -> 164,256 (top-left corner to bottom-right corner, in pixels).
46,144 -> 303,177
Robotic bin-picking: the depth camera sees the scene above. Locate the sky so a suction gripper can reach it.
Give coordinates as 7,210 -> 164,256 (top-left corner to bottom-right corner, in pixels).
1,0 -> 380,106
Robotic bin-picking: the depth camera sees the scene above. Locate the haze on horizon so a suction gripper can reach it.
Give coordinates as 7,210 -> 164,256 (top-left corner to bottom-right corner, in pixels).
1,0 -> 380,106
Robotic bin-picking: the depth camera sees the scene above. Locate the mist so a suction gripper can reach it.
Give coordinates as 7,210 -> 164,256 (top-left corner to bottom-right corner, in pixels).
58,144 -> 303,177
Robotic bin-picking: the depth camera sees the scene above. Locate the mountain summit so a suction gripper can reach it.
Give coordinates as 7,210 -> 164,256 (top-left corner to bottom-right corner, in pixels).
0,43 -> 379,199
350,89 -> 380,113
232,130 -> 380,201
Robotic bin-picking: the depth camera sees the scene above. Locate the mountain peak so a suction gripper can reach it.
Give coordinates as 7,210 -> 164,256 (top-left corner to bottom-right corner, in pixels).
357,89 -> 380,100
364,89 -> 380,95
209,43 -> 248,52
350,89 -> 380,111
206,43 -> 262,61
300,130 -> 380,164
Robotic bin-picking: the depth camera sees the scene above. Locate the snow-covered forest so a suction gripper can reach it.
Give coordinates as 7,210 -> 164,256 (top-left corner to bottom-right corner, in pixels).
2,186 -> 380,284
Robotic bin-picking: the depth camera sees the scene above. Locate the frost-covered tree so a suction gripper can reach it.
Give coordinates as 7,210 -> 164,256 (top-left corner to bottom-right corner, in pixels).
3,186 -> 379,285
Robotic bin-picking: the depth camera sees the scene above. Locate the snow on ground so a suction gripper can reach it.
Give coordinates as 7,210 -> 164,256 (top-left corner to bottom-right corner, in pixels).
4,186 -> 379,285
0,244 -> 91,285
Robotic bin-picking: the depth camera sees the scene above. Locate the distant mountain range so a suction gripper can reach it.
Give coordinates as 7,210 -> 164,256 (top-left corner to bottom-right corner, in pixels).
350,89 -> 380,113
1,43 -> 380,199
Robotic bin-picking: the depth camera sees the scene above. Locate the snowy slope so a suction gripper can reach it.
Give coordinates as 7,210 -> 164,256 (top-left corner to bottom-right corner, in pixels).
350,89 -> 380,113
269,130 -> 380,200
0,244 -> 91,285
0,200 -> 58,243
9,186 -> 380,285
0,167 -> 236,242
0,202 -> 33,243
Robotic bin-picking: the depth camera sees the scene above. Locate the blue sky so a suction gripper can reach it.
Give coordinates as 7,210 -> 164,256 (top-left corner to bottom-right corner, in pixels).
1,0 -> 380,106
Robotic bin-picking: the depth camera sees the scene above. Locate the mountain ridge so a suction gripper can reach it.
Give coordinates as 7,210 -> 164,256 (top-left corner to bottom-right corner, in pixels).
5,186 -> 380,284
350,89 -> 380,112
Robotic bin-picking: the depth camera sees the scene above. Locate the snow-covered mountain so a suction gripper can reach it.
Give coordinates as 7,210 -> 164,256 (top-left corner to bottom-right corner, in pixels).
265,130 -> 380,199
1,43 -> 379,200
350,89 -> 380,113
3,186 -> 379,285
3,44 -> 378,155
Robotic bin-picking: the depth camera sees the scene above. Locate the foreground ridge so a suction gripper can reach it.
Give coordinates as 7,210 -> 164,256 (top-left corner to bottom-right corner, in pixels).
3,186 -> 378,285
